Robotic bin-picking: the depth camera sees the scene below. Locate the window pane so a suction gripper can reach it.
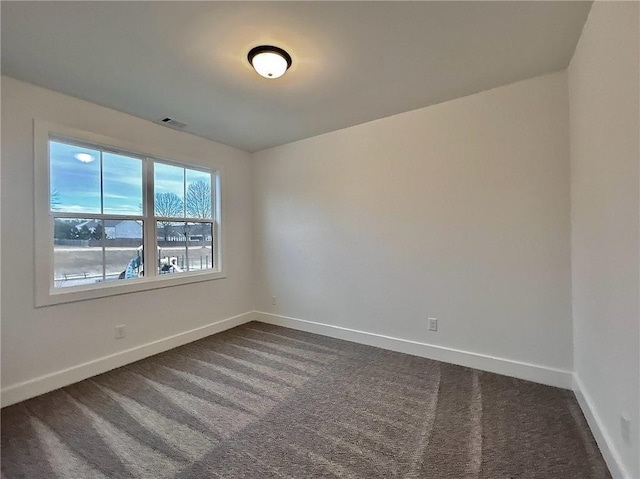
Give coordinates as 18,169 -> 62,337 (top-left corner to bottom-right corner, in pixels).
53,218 -> 103,288
154,163 -> 185,218
187,222 -> 214,271
102,152 -> 143,216
50,141 -> 101,214
186,169 -> 212,219
104,220 -> 143,282
157,221 -> 187,274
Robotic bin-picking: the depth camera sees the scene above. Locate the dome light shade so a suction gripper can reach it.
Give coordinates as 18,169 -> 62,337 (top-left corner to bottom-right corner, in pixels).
248,45 -> 292,79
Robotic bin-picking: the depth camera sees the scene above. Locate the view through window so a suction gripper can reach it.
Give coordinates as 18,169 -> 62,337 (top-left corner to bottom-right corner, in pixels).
49,138 -> 218,290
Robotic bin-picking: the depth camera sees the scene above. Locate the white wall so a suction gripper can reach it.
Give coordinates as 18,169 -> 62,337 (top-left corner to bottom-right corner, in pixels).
1,77 -> 254,403
568,2 -> 640,478
253,71 -> 573,379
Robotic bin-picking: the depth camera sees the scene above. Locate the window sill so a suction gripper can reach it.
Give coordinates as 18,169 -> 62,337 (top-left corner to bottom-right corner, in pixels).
36,269 -> 226,307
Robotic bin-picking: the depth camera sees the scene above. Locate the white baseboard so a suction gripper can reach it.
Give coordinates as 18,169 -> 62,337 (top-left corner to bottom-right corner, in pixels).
1,311 -> 256,408
572,375 -> 630,479
254,312 -> 573,389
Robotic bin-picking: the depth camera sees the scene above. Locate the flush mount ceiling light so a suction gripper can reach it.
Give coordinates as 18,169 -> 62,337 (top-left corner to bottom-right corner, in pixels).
247,45 -> 292,79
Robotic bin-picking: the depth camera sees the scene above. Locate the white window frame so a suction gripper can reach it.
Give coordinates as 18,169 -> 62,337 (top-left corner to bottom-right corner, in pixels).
34,121 -> 226,307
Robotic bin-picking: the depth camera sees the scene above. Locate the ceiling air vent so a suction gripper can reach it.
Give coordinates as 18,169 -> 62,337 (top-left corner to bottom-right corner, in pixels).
155,117 -> 187,129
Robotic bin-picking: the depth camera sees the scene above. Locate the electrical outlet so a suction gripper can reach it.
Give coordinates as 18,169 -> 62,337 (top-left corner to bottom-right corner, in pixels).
428,317 -> 438,332
115,325 -> 126,340
621,414 -> 631,445
271,296 -> 277,306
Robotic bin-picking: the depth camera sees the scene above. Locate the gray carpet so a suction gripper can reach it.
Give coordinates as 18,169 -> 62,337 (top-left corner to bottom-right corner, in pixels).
1,321 -> 610,478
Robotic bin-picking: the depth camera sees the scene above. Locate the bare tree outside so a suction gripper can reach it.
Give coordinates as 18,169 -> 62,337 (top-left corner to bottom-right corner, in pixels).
186,180 -> 212,219
154,192 -> 184,240
51,189 -> 61,211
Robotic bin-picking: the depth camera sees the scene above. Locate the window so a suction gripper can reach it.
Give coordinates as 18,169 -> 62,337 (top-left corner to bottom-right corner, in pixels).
153,161 -> 217,276
35,123 -> 224,306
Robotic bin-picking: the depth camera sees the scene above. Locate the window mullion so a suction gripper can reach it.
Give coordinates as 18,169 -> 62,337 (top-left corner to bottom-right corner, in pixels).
154,216 -> 213,223
51,212 -> 144,221
101,219 -> 106,282
100,151 -> 106,281
213,170 -> 220,271
144,159 -> 158,278
185,222 -> 190,272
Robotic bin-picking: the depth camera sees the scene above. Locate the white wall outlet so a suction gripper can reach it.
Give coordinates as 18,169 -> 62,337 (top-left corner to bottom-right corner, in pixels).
115,325 -> 126,340
620,414 -> 631,444
428,317 -> 438,332
271,296 -> 277,306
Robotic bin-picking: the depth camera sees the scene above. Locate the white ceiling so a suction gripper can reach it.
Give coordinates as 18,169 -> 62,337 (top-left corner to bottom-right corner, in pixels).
2,1 -> 592,152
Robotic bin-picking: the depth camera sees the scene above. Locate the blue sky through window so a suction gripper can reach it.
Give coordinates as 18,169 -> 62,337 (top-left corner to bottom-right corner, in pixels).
154,162 -> 184,200
103,152 -> 143,215
50,141 -> 143,215
50,141 -> 101,213
186,169 -> 212,192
